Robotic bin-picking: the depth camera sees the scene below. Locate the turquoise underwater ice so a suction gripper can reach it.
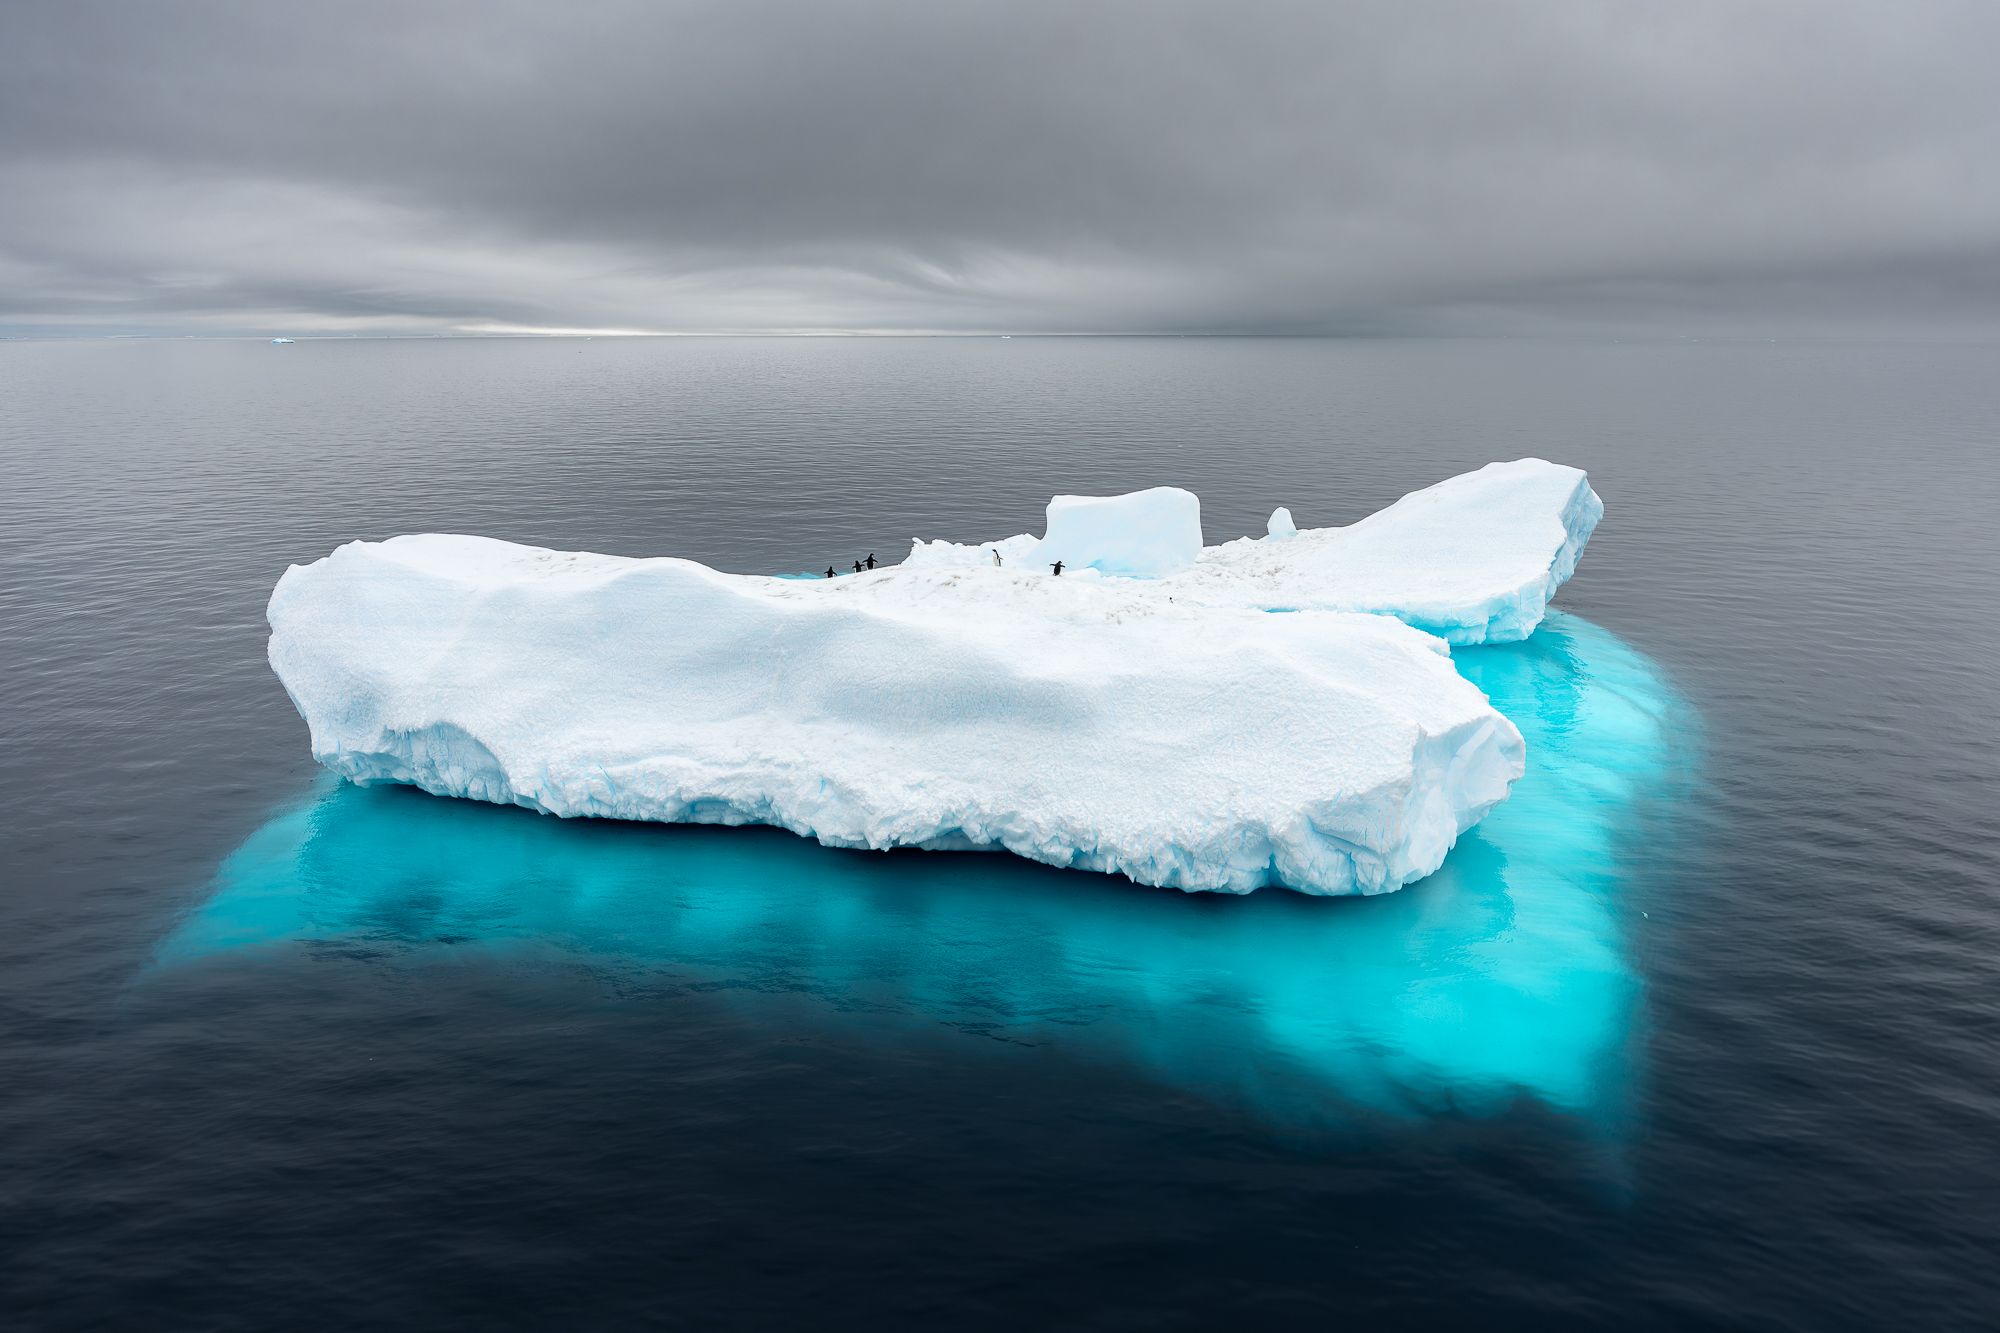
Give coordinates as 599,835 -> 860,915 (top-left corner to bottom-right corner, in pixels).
160,611 -> 1694,1122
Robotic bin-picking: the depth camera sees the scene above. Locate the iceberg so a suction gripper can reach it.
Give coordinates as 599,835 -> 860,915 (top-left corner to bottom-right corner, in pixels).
265,460 -> 1599,895
269,534 -> 1526,895
907,458 -> 1602,643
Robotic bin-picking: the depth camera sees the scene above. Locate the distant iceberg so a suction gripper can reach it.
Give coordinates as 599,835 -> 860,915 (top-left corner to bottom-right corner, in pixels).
266,460 -> 1599,895
270,337 -> 294,344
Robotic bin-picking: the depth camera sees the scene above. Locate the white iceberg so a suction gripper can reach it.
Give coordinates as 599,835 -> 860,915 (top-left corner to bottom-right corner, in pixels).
1267,506 -> 1298,539
907,458 -> 1601,643
268,534 -> 1529,895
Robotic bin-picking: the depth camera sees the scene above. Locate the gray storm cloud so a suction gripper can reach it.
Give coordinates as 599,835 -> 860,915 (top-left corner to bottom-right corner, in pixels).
4,0 -> 1998,336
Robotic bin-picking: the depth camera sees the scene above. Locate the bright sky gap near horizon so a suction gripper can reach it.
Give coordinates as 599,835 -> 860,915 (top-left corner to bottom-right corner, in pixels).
5,0 -> 1999,339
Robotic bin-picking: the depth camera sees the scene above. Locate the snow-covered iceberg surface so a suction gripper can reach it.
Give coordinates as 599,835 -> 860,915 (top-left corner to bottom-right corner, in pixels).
268,535 -> 1524,895
907,458 -> 1602,644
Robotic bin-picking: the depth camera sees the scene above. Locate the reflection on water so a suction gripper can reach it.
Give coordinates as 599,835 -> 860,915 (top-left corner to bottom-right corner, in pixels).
160,611 -> 1692,1123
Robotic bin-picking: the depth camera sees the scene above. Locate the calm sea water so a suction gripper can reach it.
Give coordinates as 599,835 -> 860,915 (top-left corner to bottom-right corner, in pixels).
3,337 -> 1996,1329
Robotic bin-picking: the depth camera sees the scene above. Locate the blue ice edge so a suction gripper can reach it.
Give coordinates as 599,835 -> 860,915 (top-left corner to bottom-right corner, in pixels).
157,611 -> 1697,1124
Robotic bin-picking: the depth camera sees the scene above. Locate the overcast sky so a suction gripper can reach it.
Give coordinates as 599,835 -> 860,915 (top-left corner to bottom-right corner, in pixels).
4,0 -> 1997,336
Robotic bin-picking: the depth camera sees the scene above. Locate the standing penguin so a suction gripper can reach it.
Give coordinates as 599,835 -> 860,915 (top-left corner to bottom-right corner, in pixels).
824,566 -> 836,579
864,552 -> 877,570
1051,560 -> 1064,576
853,560 -> 864,574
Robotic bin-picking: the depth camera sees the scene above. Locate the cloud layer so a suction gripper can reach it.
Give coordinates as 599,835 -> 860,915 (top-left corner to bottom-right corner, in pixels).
5,0 -> 1998,335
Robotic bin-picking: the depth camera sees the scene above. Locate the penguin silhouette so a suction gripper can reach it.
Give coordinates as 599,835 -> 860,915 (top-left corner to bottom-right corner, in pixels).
824,566 -> 836,579
853,560 -> 864,574
865,553 -> 877,570
1051,560 -> 1064,576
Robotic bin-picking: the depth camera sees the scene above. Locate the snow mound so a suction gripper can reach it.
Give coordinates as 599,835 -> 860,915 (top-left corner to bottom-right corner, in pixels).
1267,506 -> 1297,539
268,537 -> 1525,896
1028,486 -> 1202,576
905,532 -> 1039,571
907,459 -> 1599,643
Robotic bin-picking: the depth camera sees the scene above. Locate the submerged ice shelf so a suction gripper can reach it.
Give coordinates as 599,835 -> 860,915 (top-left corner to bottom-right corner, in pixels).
266,460 -> 1599,895
176,612 -> 1694,1121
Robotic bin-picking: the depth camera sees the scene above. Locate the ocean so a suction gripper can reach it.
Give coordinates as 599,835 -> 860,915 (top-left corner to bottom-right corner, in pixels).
3,335 -> 1996,1329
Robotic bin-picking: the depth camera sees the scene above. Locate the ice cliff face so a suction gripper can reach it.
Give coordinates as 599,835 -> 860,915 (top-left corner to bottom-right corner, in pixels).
267,459 -> 1598,895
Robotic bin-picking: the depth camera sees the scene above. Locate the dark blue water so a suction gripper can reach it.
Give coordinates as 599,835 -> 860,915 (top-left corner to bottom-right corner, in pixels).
4,337 -> 1996,1328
